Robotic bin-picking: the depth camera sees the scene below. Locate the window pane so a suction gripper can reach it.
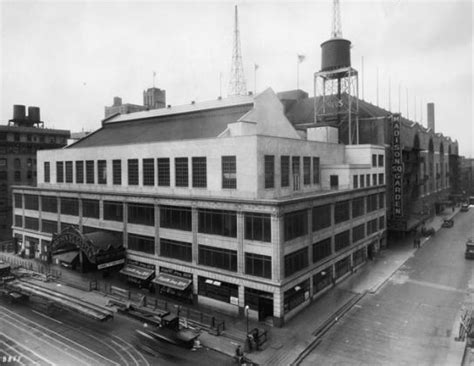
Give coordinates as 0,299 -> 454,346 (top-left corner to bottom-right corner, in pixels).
175,157 -> 189,187
192,157 -> 207,188
264,155 -> 275,189
157,158 -> 170,186
222,156 -> 236,189
143,158 -> 155,186
128,159 -> 139,185
281,156 -> 289,187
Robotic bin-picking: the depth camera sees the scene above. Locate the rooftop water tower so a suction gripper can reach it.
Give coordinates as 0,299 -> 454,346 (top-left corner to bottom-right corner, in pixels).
314,0 -> 359,145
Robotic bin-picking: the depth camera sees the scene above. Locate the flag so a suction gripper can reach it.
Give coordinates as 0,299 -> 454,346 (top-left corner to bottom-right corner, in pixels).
254,64 -> 259,70
297,54 -> 306,63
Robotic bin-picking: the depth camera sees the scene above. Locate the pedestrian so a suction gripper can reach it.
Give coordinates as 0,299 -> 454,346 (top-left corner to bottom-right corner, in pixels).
235,345 -> 244,364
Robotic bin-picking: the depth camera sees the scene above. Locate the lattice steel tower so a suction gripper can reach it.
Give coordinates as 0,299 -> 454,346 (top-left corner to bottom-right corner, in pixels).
228,5 -> 247,96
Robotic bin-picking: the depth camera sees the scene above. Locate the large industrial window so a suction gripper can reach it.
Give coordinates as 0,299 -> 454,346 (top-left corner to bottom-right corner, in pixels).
14,194 -> 22,209
353,175 -> 358,188
103,201 -> 123,222
292,156 -> 300,190
41,219 -> 57,234
198,245 -> 237,272
313,157 -> 320,184
198,209 -> 237,237
372,154 -> 377,167
128,234 -> 155,254
14,215 -> 22,228
157,158 -> 170,186
24,194 -> 39,210
335,256 -> 351,279
367,194 -> 378,212
313,268 -> 332,294
372,174 -> 377,186
98,160 -> 107,184
41,196 -> 57,213
175,157 -> 188,187
284,279 -> 309,313
334,200 -> 350,224
245,253 -> 271,279
128,159 -> 139,185
378,173 -> 384,185
75,161 -> 84,184
143,158 -> 155,186
352,197 -> 365,218
360,175 -> 365,188
24,217 -> 39,231
244,212 -> 271,242
128,203 -> 154,226
378,154 -> 384,167
160,205 -> 192,231
379,215 -> 385,230
303,157 -> 311,185
192,157 -> 207,188
284,247 -> 308,277
378,193 -> 385,209
65,161 -> 73,183
82,199 -> 100,219
352,224 -> 365,243
313,237 -> 332,263
86,160 -> 94,184
44,162 -> 50,183
112,160 -> 121,185
312,205 -> 331,231
367,218 -> 378,235
264,155 -> 275,189
284,209 -> 308,241
353,248 -> 366,267
61,198 -> 79,216
161,238 -> 192,262
56,161 -> 64,183
281,156 -> 290,187
198,276 -> 238,303
222,156 -> 237,189
330,175 -> 339,189
335,230 -> 350,251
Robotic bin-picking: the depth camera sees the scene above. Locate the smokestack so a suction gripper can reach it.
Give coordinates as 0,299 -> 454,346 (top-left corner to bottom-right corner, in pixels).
427,103 -> 435,132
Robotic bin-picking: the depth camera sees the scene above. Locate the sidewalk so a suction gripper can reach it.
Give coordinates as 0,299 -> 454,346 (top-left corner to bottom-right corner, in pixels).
0,206 -> 463,365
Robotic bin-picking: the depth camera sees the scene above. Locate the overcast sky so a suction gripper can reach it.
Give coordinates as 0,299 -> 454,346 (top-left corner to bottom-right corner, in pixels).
1,0 -> 472,156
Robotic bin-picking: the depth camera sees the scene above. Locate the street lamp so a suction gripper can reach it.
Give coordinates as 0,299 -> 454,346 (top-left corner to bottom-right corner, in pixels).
245,305 -> 249,336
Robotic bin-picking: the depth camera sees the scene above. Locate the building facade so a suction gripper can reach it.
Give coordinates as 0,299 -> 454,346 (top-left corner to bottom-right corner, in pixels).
104,87 -> 166,118
12,89 -> 386,326
0,105 -> 69,241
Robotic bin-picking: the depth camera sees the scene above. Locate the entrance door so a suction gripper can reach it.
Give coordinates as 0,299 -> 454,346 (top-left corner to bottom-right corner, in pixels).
258,297 -> 273,321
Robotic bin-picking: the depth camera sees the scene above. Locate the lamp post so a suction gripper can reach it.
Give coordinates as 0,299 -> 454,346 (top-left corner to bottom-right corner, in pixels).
245,305 -> 249,336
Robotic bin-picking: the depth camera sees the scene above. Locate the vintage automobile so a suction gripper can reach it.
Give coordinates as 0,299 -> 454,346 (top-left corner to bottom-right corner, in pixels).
441,219 -> 454,228
461,203 -> 469,212
465,238 -> 474,259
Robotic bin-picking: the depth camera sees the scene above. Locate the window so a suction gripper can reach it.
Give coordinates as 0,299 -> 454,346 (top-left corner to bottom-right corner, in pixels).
128,234 -> 155,254
264,155 -> 275,189
198,245 -> 237,272
62,161 -> 72,183
378,193 -> 385,209
245,288 -> 273,311
244,212 -> 271,242
128,203 -> 154,226
330,175 -> 339,189
24,217 -> 39,231
335,230 -> 350,251
27,171 -> 33,180
313,237 -> 332,263
378,173 -> 384,185
14,133 -> 20,142
292,156 -> 300,190
160,238 -> 192,262
24,194 -> 39,210
353,247 -> 366,267
41,196 -> 57,213
367,194 -> 378,212
360,175 -> 365,188
379,215 -> 385,230
372,154 -> 377,167
14,158 -> 21,169
313,157 -> 320,184
113,160 -> 121,185
0,159 -> 6,169
284,209 -> 308,241
157,158 -> 170,186
160,206 -> 192,231
198,276 -> 238,303
98,160 -> 107,184
128,159 -> 139,185
284,279 -> 310,313
303,157 -> 311,185
353,175 -> 358,188
378,154 -> 384,167
192,157 -> 207,188
61,198 -> 79,216
104,201 -> 123,222
312,205 -> 331,231
372,174 -> 377,186
0,171 -> 6,180
14,171 -> 21,182
141,158 -> 154,186
174,157 -> 188,187
335,256 -> 351,278
352,197 -> 365,218
44,162 -> 50,183
367,218 -> 378,235
198,209 -> 237,237
86,160 -> 94,184
222,156 -> 236,189
352,224 -> 365,242
334,200 -> 350,224
366,174 -> 370,187
76,161 -> 84,184
281,156 -> 290,187
14,194 -> 22,209
42,219 -> 57,234
14,215 -> 22,227
245,253 -> 271,278
0,133 -> 6,141
284,247 -> 308,277
313,268 -> 332,293
56,161 -> 64,183
82,199 -> 99,219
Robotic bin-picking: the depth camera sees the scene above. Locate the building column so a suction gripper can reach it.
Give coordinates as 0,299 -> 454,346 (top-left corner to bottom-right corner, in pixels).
123,202 -> 128,249
273,290 -> 284,328
78,196 -> 83,231
56,196 -> 61,233
271,211 -> 282,282
237,211 -> 244,274
154,203 -> 160,257
191,205 -> 198,265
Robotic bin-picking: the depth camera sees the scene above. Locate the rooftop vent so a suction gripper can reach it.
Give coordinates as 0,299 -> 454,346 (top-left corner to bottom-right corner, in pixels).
167,105 -> 171,108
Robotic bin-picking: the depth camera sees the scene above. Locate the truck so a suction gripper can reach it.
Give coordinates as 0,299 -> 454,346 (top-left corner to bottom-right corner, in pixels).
465,238 -> 474,259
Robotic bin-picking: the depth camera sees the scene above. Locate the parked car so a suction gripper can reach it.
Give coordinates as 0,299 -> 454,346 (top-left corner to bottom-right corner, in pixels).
461,203 -> 469,212
421,226 -> 435,237
465,238 -> 474,259
442,219 -> 454,228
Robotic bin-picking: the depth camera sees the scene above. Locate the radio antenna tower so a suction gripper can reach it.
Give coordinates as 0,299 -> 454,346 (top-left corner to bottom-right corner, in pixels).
332,0 -> 342,38
228,5 -> 247,96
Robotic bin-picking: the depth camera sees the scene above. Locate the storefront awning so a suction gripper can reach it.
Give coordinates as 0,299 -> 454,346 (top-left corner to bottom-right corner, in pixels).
54,251 -> 79,264
119,264 -> 155,281
153,273 -> 192,291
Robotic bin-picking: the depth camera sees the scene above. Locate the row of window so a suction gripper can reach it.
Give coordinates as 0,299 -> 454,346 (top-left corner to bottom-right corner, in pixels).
0,158 -> 36,169
0,132 -> 64,144
264,155 -> 320,189
0,170 -> 35,181
372,154 -> 384,168
353,173 -> 384,189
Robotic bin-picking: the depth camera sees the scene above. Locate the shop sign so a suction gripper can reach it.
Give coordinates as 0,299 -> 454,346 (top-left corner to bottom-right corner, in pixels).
230,296 -> 239,305
97,258 -> 125,270
160,266 -> 192,279
391,114 -> 404,218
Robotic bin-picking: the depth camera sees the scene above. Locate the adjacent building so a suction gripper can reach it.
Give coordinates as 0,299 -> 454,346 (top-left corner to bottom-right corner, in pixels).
104,87 -> 166,118
12,88 -> 386,326
0,105 -> 69,241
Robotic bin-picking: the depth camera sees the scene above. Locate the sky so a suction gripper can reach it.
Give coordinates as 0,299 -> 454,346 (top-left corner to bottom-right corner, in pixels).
1,0 -> 472,156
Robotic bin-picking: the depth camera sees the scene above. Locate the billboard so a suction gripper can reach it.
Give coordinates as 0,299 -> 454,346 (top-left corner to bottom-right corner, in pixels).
391,114 -> 404,219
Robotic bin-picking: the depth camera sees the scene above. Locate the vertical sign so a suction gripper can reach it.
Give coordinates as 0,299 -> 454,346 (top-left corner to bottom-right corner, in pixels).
391,114 -> 403,218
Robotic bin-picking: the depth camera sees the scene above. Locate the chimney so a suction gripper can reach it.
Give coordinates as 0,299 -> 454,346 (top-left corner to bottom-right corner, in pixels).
113,97 -> 122,106
427,103 -> 435,132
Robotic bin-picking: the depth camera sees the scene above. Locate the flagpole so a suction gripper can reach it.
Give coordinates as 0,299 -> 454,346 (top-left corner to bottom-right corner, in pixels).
297,58 -> 300,90
254,64 -> 258,95
361,56 -> 364,100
